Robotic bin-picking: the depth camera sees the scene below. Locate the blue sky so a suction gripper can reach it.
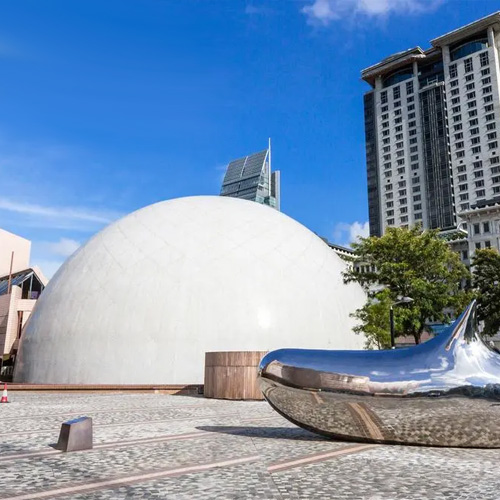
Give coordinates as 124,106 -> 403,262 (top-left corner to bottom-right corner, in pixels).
0,0 -> 497,277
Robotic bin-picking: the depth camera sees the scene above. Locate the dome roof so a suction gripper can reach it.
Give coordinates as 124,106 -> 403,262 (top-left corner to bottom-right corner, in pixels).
15,196 -> 366,384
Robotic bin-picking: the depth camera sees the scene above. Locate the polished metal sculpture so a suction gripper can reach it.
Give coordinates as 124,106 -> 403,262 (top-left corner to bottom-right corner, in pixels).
259,301 -> 500,448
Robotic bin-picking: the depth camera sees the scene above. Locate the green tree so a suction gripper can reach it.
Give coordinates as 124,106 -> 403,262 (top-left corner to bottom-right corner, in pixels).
344,226 -> 472,345
352,289 -> 400,349
472,248 -> 500,337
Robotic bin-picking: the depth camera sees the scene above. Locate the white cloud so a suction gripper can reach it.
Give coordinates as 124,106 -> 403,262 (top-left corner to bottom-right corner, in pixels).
0,198 -> 121,232
302,0 -> 443,24
43,238 -> 81,257
333,220 -> 369,246
245,4 -> 273,15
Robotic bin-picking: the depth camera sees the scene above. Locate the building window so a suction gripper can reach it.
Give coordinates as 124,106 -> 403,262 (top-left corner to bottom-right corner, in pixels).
450,79 -> 459,87
474,170 -> 483,178
473,223 -> 480,234
469,118 -> 479,126
458,174 -> 467,182
387,219 -> 394,225
395,125 -> 403,132
454,124 -> 463,131
406,81 -> 414,94
484,95 -> 493,103
481,68 -> 490,76
471,137 -> 481,145
484,222 -> 490,233
480,51 -> 489,67
459,184 -> 468,192
466,83 -> 475,91
473,160 -> 483,169
462,250 -> 468,260
485,104 -> 494,112
472,146 -> 481,154
449,64 -> 457,78
396,133 -> 403,140
455,132 -> 463,140
380,91 -> 387,104
455,141 -> 464,149
415,212 -> 422,220
464,58 -> 473,73
451,97 -> 460,105
381,105 -> 389,112
457,151 -> 465,158
489,141 -> 498,150
467,101 -> 477,109
393,86 -> 401,99
482,76 -> 491,85
412,185 -> 420,193
452,106 -> 461,114
394,117 -> 402,124
488,132 -> 497,141
414,203 -> 422,211
394,100 -> 401,108
400,207 -> 408,214
476,189 -> 486,197
492,175 -> 500,183
475,242 -> 481,250
483,86 -> 492,94
382,130 -> 390,136
466,92 -> 476,100
461,203 -> 470,210
401,216 -> 409,223
459,193 -> 469,201
491,157 -> 500,165
408,104 -> 415,111
457,165 -> 466,172
485,241 -> 492,248
465,74 -> 474,82
409,137 -> 417,144
470,127 -> 479,136
407,96 -> 414,103
451,88 -> 460,96
494,186 -> 500,194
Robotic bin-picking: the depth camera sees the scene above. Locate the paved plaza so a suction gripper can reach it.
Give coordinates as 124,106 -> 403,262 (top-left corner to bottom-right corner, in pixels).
0,392 -> 499,499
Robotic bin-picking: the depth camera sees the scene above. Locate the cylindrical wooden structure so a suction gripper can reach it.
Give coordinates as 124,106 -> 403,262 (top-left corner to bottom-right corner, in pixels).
204,351 -> 268,400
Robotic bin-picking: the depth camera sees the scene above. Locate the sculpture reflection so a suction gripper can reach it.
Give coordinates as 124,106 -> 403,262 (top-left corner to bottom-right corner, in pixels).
258,301 -> 500,448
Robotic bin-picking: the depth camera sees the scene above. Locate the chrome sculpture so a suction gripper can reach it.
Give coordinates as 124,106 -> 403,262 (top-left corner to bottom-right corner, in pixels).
259,301 -> 500,448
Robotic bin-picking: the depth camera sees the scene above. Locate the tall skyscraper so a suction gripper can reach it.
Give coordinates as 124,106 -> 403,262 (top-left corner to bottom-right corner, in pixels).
362,12 -> 500,256
220,140 -> 280,210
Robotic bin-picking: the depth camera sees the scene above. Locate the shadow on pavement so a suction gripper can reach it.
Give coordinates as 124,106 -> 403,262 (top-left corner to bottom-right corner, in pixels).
196,425 -> 330,441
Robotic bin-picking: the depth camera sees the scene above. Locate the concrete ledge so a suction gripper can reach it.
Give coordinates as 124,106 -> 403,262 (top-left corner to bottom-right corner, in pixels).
6,384 -> 203,394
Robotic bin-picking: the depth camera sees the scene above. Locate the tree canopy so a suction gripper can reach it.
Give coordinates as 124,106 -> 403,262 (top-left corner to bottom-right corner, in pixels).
344,226 -> 472,346
472,248 -> 500,337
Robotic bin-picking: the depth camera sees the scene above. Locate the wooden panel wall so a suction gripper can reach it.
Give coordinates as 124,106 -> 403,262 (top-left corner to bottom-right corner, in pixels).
204,351 -> 268,400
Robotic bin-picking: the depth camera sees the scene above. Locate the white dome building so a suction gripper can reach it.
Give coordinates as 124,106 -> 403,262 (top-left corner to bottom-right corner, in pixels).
15,196 -> 366,384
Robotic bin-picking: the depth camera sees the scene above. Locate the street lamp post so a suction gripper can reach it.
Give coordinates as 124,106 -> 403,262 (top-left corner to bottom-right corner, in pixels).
390,297 -> 414,349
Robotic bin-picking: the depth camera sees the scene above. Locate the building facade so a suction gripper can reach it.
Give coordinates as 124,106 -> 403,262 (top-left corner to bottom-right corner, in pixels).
0,229 -> 48,378
362,12 -> 500,256
220,141 -> 281,210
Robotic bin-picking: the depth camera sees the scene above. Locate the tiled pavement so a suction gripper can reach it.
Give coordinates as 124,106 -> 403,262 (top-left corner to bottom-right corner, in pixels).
0,393 -> 499,499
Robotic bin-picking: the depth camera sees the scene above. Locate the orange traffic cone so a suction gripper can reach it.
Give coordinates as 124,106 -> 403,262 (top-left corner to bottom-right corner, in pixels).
0,383 -> 9,403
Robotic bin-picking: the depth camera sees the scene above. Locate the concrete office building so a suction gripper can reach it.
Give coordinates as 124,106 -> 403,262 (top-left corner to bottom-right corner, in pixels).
362,12 -> 500,257
220,141 -> 280,210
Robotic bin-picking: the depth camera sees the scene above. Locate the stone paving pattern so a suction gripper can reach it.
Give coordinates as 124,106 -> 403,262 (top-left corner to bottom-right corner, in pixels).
0,393 -> 499,499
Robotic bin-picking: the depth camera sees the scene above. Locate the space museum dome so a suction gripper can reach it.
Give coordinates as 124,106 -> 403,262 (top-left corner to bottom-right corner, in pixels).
15,196 -> 366,384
